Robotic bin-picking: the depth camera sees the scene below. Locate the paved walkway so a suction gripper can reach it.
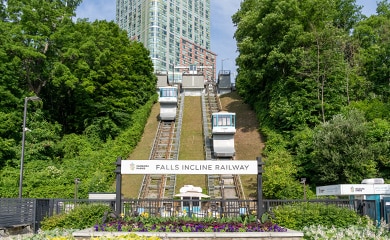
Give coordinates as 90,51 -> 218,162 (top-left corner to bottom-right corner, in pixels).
0,233 -> 33,239
0,227 -> 34,239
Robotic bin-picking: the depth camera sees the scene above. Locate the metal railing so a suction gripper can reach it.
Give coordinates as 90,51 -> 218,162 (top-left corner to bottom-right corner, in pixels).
0,198 -> 374,233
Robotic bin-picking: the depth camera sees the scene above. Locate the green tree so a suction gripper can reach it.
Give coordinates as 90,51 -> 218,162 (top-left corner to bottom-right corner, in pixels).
5,0 -> 81,95
0,7 -> 23,167
263,150 -> 309,199
0,0 -> 82,168
259,129 -> 315,199
233,0 -> 363,131
366,118 -> 390,178
353,7 -> 390,101
0,0 -> 157,197
40,20 -> 156,139
309,110 -> 377,185
22,109 -> 62,163
232,0 -> 390,191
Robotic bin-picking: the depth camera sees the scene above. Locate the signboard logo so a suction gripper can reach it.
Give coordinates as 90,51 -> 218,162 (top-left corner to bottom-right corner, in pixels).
130,162 -> 135,171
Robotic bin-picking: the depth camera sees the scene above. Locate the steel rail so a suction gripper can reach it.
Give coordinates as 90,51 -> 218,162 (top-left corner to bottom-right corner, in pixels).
137,94 -> 184,203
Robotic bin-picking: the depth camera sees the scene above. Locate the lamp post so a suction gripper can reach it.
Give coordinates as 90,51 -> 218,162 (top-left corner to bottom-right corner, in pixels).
221,58 -> 229,71
220,180 -> 225,199
219,180 -> 225,218
301,178 -> 307,200
74,178 -> 80,204
19,96 -> 41,198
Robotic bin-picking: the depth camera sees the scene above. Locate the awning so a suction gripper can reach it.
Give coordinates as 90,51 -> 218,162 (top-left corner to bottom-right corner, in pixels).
175,192 -> 210,198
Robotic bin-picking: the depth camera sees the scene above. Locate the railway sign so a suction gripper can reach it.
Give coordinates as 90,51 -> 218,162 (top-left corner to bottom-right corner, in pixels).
121,160 -> 257,175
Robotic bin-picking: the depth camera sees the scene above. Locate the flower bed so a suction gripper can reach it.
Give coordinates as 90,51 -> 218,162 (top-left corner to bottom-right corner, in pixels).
73,213 -> 303,240
95,219 -> 286,233
72,212 -> 303,240
94,212 -> 287,233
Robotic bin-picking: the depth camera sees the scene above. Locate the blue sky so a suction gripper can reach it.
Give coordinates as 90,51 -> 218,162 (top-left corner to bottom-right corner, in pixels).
76,0 -> 377,76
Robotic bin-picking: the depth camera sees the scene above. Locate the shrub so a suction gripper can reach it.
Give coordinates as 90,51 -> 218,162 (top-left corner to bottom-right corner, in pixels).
40,204 -> 112,230
303,222 -> 390,240
271,202 -> 370,230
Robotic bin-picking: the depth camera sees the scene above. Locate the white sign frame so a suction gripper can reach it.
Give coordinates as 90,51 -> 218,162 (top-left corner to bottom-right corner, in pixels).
316,184 -> 390,196
121,160 -> 257,175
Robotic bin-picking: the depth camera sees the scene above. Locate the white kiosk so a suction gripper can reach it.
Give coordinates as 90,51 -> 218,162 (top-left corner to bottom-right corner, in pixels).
316,178 -> 390,223
175,185 -> 209,217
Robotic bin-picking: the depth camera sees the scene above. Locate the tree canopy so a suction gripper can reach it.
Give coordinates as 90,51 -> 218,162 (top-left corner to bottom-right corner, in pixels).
233,0 -> 390,197
0,0 -> 157,198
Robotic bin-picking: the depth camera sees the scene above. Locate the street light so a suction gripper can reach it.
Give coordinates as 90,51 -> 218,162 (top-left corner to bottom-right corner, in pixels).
74,178 -> 81,204
19,96 -> 41,198
220,180 -> 225,199
220,180 -> 225,218
221,58 -> 229,71
300,178 -> 307,201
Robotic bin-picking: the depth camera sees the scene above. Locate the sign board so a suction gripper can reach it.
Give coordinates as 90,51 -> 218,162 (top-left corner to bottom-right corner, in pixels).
121,160 -> 257,175
373,185 -> 390,194
316,184 -> 390,196
316,185 -> 342,196
88,193 -> 116,200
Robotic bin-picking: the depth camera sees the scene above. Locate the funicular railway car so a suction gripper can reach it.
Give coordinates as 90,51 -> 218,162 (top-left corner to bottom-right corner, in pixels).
211,111 -> 236,157
159,86 -> 178,121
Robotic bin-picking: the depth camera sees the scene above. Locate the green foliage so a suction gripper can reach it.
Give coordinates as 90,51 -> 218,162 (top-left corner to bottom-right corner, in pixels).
22,96 -> 156,198
233,1 -> 389,193
292,108 -> 389,187
272,202 -> 370,231
263,149 -> 302,199
0,0 -> 157,198
308,109 -> 377,185
259,128 -> 315,199
233,0 -> 364,132
349,99 -> 390,121
40,204 -> 111,230
261,127 -> 289,154
26,224 -> 390,240
40,20 -> 156,138
353,10 -> 390,101
303,223 -> 390,240
98,213 -> 285,233
367,118 -> 390,178
24,109 -> 63,162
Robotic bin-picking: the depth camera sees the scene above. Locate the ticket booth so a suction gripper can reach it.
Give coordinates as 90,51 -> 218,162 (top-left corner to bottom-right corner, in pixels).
175,185 -> 209,217
316,178 -> 390,224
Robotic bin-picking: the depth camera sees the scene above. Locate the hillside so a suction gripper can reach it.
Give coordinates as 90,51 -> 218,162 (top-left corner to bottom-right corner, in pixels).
122,92 -> 264,198
220,92 -> 264,198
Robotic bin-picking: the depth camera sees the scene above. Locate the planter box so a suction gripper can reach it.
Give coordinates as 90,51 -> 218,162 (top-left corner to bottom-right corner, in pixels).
73,228 -> 304,240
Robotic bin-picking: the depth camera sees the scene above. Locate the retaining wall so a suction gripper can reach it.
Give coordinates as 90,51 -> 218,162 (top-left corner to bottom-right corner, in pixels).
73,228 -> 304,240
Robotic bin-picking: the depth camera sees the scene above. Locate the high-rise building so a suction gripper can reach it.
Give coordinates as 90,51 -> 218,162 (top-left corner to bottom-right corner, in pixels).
116,0 -> 216,81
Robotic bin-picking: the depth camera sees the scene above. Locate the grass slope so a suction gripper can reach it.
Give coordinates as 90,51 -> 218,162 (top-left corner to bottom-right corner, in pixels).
176,96 -> 205,191
122,103 -> 160,198
220,92 -> 264,198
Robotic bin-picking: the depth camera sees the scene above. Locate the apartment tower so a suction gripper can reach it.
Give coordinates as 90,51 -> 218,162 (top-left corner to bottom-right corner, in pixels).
116,0 -> 216,81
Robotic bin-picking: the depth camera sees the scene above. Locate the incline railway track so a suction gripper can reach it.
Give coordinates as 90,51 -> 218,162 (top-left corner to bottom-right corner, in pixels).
137,81 -> 244,215
202,83 -> 245,201
138,94 -> 184,201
